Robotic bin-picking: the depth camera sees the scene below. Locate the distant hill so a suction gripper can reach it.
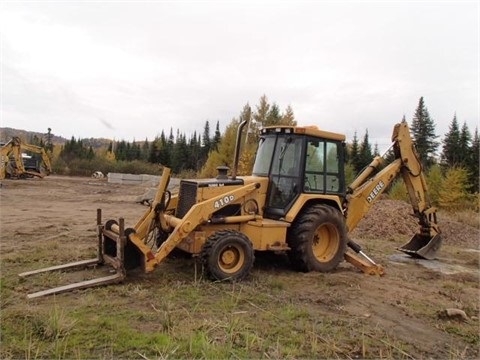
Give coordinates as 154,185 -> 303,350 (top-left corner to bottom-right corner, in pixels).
0,127 -> 112,149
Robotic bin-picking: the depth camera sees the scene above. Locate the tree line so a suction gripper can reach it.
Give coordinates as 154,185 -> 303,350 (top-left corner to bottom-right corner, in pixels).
32,95 -> 478,207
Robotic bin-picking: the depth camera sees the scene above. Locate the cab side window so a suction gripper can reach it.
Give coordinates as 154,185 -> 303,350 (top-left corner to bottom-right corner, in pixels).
304,139 -> 342,193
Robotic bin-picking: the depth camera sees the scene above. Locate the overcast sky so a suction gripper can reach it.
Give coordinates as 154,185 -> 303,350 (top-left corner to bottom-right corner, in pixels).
1,1 -> 478,152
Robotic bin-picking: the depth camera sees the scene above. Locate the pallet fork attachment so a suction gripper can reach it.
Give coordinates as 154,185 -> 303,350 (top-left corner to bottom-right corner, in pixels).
19,209 -> 127,299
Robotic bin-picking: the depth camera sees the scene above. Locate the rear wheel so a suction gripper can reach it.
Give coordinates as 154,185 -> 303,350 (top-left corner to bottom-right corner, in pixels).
287,204 -> 347,272
201,230 -> 254,281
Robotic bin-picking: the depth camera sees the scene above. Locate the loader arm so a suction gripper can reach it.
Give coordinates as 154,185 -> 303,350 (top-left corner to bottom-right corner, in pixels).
121,167 -> 261,272
344,121 -> 441,260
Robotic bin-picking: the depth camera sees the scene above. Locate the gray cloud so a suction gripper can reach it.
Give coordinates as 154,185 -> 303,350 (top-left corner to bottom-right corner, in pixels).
0,2 -> 477,151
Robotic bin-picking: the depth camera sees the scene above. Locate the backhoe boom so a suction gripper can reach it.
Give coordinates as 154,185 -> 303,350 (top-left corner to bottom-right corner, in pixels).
344,121 -> 441,259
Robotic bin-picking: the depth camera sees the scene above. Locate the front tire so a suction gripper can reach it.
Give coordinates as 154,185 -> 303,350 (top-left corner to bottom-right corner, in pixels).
287,204 -> 347,272
201,230 -> 254,281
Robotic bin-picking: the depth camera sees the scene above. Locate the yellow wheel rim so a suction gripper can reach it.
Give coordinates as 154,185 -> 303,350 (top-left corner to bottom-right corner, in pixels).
312,223 -> 340,262
218,244 -> 245,274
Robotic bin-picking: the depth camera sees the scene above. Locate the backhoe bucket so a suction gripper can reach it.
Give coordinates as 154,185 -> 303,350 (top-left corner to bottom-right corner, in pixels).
397,233 -> 442,260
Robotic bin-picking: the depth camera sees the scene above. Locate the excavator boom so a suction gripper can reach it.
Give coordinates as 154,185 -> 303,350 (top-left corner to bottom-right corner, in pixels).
345,121 -> 442,259
1,137 -> 51,180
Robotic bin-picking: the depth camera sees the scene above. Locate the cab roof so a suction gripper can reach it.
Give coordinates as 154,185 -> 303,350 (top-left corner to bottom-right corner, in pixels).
261,125 -> 346,141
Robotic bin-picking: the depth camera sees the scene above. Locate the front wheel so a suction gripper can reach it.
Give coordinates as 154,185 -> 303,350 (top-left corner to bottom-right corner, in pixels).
201,230 -> 254,281
287,204 -> 347,272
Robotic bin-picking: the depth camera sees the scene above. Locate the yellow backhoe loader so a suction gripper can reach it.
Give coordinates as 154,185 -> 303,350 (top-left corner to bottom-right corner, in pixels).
1,137 -> 52,180
20,120 -> 441,298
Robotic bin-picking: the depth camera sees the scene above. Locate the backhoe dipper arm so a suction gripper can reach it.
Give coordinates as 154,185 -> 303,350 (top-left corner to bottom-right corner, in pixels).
345,157 -> 401,233
344,121 -> 441,260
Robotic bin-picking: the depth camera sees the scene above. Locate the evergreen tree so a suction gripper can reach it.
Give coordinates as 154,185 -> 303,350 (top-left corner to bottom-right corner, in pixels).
158,131 -> 170,166
87,146 -> 95,160
468,127 -> 479,193
202,120 -> 211,156
265,103 -> 282,126
411,97 -> 438,167
59,136 -> 94,161
115,140 -> 127,161
172,132 -> 189,174
459,121 -> 472,165
359,129 -> 373,170
212,121 -> 221,151
148,136 -> 160,163
188,131 -> 201,171
441,114 -> 461,166
349,131 -> 361,173
141,138 -> 150,161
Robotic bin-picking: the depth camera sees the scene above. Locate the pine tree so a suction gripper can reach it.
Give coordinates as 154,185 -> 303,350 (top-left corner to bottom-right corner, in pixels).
411,97 -> 439,167
188,131 -> 201,171
468,127 -> 479,193
172,132 -> 189,174
141,138 -> 150,161
148,137 -> 160,163
349,131 -> 360,173
359,129 -> 373,170
441,114 -> 461,166
59,136 -> 94,161
459,121 -> 472,166
158,131 -> 170,167
202,120 -> 211,156
265,103 -> 281,126
212,121 -> 221,151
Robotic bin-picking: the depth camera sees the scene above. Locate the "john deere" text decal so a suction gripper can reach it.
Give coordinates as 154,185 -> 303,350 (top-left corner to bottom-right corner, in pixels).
367,180 -> 385,203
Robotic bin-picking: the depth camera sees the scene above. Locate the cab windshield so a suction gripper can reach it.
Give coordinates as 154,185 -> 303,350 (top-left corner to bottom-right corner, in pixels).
252,136 -> 276,176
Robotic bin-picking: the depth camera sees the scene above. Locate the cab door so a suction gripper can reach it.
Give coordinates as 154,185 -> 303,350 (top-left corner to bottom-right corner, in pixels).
264,135 -> 304,218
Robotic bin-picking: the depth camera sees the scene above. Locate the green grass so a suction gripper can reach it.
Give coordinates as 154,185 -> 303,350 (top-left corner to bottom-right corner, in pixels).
1,254 -> 479,359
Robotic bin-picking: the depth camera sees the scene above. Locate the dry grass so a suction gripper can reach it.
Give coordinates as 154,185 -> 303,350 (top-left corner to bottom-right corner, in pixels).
1,178 -> 479,359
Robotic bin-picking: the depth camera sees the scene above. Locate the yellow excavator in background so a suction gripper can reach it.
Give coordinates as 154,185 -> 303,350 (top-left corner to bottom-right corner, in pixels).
0,137 -> 52,180
21,120 -> 442,298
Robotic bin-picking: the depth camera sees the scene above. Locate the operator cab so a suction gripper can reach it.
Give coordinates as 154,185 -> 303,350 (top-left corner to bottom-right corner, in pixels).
252,126 -> 346,219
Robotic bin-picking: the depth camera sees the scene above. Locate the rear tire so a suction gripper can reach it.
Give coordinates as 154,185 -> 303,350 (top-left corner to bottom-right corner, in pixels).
201,230 -> 254,281
287,204 -> 347,272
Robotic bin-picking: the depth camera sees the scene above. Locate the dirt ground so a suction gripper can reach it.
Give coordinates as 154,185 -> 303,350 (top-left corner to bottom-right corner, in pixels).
1,175 -> 479,359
